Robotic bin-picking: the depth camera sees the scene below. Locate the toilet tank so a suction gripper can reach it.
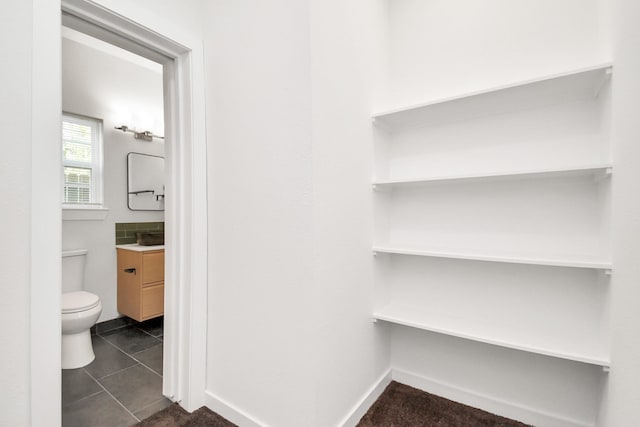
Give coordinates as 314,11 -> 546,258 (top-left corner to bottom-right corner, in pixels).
62,249 -> 88,293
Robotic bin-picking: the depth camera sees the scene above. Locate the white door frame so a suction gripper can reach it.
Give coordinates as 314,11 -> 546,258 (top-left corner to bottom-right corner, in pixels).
59,0 -> 208,412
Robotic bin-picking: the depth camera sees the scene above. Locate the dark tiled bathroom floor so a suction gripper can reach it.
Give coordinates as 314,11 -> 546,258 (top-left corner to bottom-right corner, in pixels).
62,316 -> 169,427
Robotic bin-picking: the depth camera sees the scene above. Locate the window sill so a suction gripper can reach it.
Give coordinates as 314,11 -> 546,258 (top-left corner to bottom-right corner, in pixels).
62,205 -> 109,221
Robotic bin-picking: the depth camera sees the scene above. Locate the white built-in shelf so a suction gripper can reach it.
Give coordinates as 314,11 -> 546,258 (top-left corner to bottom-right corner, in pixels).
373,164 -> 612,188
372,246 -> 612,271
372,63 -> 613,130
373,303 -> 610,367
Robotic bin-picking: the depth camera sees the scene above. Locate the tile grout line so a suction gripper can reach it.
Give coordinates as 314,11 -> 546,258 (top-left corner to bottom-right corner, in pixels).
91,335 -> 144,380
130,325 -> 164,379
94,333 -> 138,357
133,324 -> 164,340
97,322 -> 163,341
62,320 -> 165,426
95,318 -> 136,335
83,367 -> 142,423
97,329 -> 161,358
95,325 -> 128,336
129,350 -> 164,379
62,376 -> 104,409
97,329 -> 164,379
98,362 -> 143,381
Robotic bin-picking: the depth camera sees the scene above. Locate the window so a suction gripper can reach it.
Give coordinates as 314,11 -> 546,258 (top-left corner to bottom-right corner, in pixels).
62,113 -> 103,206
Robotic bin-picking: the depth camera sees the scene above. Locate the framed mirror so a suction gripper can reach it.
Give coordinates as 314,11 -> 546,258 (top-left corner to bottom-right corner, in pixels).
127,152 -> 164,211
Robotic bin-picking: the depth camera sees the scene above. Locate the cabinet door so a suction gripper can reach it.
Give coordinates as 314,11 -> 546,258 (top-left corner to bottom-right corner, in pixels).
142,251 -> 164,284
117,249 -> 142,320
141,284 -> 164,320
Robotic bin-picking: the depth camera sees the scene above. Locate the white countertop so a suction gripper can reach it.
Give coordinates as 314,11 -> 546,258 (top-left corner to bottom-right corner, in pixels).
116,243 -> 165,252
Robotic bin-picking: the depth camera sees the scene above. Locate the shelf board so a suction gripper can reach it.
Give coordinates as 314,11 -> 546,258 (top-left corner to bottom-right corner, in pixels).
372,246 -> 612,270
372,62 -> 613,130
373,164 -> 612,187
373,303 -> 610,367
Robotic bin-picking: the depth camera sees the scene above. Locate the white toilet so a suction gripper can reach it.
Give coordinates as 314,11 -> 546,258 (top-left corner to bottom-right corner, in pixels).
61,249 -> 102,369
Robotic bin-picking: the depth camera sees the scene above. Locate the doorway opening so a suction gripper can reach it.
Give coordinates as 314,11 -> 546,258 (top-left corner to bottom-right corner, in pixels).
60,25 -> 168,425
53,1 -> 208,424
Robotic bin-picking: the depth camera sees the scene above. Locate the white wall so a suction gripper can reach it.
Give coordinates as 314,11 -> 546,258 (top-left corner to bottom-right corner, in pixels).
0,2 -> 37,424
204,1 -> 389,426
602,0 -> 640,425
204,1 -> 316,425
1,0 -> 62,425
308,1 -> 391,425
387,0 -> 611,108
62,34 -> 164,322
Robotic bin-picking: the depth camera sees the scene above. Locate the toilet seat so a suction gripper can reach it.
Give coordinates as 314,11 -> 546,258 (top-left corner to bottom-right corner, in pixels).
62,291 -> 100,314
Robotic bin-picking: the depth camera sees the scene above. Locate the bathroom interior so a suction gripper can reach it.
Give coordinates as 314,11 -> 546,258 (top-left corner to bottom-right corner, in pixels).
60,25 -> 170,426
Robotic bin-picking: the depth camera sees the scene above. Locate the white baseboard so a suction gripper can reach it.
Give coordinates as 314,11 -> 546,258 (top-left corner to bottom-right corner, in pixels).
204,371 -> 392,427
392,368 -> 593,427
204,390 -> 270,427
204,369 -> 592,427
338,369 -> 393,427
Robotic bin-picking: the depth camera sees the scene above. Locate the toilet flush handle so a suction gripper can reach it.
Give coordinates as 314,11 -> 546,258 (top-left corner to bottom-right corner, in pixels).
123,268 -> 137,275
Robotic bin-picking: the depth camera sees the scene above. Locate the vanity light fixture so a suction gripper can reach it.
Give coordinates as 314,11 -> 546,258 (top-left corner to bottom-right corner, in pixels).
115,125 -> 164,141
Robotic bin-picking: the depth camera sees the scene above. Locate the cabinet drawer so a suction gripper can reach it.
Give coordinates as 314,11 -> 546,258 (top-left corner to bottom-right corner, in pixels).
141,283 -> 164,320
142,252 -> 164,284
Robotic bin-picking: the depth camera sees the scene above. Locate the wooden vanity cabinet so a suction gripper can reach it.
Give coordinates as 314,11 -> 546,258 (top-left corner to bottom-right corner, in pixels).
117,248 -> 164,321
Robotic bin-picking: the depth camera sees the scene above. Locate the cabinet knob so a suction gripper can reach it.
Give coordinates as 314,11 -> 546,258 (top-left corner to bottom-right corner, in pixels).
124,268 -> 137,275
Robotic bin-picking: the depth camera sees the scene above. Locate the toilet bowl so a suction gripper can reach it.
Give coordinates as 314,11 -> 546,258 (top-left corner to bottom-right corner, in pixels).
61,250 -> 102,369
61,291 -> 102,369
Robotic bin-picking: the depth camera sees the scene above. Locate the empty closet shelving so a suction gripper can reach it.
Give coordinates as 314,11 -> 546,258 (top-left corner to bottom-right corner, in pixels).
371,246 -> 612,270
372,63 -> 613,368
372,63 -> 612,130
373,301 -> 609,367
372,163 -> 612,188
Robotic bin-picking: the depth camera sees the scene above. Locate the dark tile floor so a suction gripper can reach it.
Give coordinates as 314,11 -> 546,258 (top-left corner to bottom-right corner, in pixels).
62,316 -> 169,427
